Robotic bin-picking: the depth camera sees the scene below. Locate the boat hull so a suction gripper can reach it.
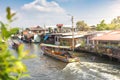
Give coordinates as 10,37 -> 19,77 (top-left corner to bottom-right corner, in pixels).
43,50 -> 80,63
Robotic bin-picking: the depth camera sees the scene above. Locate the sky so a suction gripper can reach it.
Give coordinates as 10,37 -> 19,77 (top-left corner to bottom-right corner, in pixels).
0,0 -> 120,28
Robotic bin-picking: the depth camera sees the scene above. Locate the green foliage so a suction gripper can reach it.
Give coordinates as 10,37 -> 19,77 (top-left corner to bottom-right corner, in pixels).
80,40 -> 86,47
0,21 -> 19,40
48,27 -> 53,33
0,42 -> 34,80
111,17 -> 120,30
111,17 -> 120,24
96,17 -> 120,31
6,7 -> 16,22
10,28 -> 19,34
107,23 -> 116,30
96,20 -> 108,31
0,7 -> 34,80
76,20 -> 90,31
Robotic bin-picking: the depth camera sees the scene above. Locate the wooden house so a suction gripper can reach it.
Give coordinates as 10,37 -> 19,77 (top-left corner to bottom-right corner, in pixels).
90,30 -> 120,60
43,32 -> 85,50
29,26 -> 47,34
60,35 -> 84,48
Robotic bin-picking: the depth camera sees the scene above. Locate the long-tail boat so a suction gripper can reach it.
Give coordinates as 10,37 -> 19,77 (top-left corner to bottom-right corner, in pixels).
40,43 -> 80,63
11,39 -> 22,50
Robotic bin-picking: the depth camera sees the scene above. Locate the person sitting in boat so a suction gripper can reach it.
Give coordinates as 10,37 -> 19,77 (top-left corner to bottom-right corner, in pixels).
45,47 -> 50,52
61,51 -> 72,58
52,50 -> 54,53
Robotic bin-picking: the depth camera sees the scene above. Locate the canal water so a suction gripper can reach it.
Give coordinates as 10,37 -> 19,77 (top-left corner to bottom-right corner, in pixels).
15,43 -> 120,80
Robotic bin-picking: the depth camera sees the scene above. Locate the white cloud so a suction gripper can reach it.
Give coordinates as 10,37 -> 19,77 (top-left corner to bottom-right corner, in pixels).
22,0 -> 65,13
15,0 -> 69,28
109,0 -> 120,16
55,0 -> 79,2
11,9 -> 16,14
55,0 -> 71,2
12,11 -> 71,28
55,0 -> 81,3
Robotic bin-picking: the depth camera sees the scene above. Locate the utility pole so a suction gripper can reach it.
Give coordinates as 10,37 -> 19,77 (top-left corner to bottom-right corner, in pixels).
67,14 -> 74,51
72,16 -> 74,51
44,24 -> 46,35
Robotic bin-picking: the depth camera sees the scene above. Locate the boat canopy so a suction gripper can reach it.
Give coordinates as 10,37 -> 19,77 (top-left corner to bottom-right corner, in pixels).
40,43 -> 71,49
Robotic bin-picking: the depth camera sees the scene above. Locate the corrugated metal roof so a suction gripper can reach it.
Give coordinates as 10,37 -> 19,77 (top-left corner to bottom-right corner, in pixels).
61,35 -> 84,38
91,30 -> 120,41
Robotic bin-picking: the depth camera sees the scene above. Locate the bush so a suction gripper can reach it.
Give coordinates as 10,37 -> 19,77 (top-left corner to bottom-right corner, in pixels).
0,7 -> 35,80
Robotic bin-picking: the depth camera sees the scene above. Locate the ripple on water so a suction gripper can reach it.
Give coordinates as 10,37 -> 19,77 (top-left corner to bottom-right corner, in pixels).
18,43 -> 120,80
62,62 -> 120,80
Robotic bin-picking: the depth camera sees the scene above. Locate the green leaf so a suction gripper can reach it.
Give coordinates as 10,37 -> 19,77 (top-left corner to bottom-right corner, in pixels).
9,28 -> 19,35
1,26 -> 11,40
18,44 -> 24,58
6,7 -> 11,21
0,7 -> 32,80
0,22 -> 7,39
6,7 -> 16,22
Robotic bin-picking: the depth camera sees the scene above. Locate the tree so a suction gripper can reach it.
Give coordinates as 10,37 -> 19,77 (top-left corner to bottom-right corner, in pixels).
76,20 -> 90,31
107,23 -> 116,30
96,20 -> 108,31
0,7 -> 35,80
48,27 -> 53,33
111,16 -> 120,30
96,18 -> 120,31
111,16 -> 120,24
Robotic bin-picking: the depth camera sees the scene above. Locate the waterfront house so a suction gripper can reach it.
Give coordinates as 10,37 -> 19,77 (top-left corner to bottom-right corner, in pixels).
76,31 -> 112,52
90,30 -> 120,60
60,35 -> 84,49
43,32 -> 84,50
46,24 -> 77,33
91,30 -> 120,48
29,26 -> 47,34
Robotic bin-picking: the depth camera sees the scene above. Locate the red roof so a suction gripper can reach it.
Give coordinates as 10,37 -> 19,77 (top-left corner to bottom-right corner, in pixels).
23,31 -> 28,35
30,26 -> 44,31
91,30 -> 120,41
56,24 -> 63,27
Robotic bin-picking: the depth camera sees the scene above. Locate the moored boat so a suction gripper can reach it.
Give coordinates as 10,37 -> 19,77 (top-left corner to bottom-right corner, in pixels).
11,40 -> 22,50
40,43 -> 80,63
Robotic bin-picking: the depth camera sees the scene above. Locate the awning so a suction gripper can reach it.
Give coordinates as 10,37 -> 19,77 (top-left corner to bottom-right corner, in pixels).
61,35 -> 84,39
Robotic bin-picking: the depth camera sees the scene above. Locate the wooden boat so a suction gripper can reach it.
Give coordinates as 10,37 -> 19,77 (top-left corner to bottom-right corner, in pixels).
12,40 -> 21,50
40,43 -> 80,63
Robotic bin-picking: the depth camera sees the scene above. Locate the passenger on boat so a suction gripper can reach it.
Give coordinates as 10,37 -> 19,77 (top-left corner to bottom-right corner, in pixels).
52,50 -> 54,53
61,51 -> 72,58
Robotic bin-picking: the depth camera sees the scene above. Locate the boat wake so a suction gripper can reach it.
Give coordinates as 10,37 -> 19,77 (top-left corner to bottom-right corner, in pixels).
62,62 -> 120,80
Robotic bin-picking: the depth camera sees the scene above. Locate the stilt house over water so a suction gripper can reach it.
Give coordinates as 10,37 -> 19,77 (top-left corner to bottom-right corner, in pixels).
90,30 -> 120,60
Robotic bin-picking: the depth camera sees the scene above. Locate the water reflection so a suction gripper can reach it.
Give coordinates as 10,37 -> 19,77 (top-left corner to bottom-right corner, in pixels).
21,43 -> 67,80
